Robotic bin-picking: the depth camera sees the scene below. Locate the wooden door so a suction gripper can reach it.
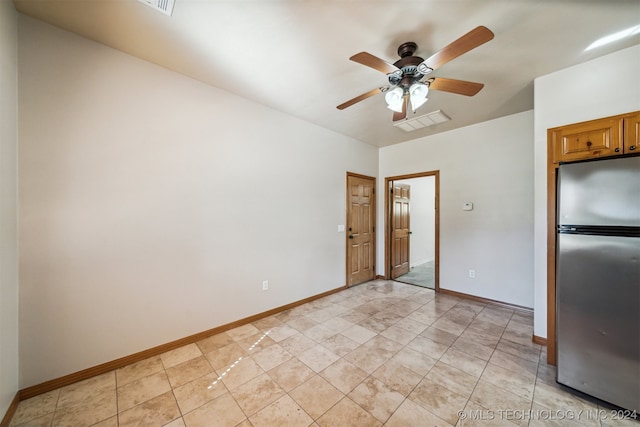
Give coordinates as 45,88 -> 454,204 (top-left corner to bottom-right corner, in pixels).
391,183 -> 410,279
347,174 -> 376,286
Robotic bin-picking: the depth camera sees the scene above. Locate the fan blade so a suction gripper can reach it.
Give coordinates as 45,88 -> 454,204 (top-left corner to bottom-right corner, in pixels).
427,77 -> 484,96
337,87 -> 387,110
419,26 -> 494,72
350,52 -> 399,75
393,95 -> 408,121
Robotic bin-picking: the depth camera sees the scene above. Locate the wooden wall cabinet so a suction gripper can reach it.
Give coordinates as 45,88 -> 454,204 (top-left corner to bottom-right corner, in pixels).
550,112 -> 639,163
624,112 -> 640,155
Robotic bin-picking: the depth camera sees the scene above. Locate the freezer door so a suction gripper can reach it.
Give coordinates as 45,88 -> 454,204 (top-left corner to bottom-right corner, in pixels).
558,156 -> 640,227
556,233 -> 640,412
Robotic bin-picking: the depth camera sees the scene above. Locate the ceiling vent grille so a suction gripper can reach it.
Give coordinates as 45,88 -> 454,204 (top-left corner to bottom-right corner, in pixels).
393,110 -> 451,132
137,0 -> 175,16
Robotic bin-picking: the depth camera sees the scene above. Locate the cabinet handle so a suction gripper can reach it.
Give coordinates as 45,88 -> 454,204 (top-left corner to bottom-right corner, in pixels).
615,147 -> 620,153
630,146 -> 636,151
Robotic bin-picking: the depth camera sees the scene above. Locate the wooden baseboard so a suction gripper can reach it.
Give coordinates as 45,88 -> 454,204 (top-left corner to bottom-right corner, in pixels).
375,275 -> 385,280
437,288 -> 533,313
18,285 -> 347,401
532,335 -> 548,346
0,393 -> 20,427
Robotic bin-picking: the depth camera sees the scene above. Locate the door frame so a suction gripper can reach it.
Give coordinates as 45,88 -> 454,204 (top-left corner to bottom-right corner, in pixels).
384,171 -> 440,291
346,172 -> 376,287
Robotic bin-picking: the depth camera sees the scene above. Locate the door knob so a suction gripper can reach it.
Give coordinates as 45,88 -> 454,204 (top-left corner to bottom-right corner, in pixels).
349,235 -> 354,239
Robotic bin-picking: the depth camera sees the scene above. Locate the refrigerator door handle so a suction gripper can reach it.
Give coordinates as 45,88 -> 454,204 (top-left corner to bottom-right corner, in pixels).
558,225 -> 640,237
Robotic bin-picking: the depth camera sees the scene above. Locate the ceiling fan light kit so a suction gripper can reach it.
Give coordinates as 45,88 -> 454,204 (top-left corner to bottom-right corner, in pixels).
337,26 -> 495,122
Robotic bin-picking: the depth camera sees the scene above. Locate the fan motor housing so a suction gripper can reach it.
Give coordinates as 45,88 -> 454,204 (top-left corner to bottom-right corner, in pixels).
397,41 -> 417,57
391,41 -> 426,86
394,42 -> 423,67
394,56 -> 423,69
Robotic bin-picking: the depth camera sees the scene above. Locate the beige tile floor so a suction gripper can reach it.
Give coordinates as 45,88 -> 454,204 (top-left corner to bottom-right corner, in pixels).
9,280 -> 639,427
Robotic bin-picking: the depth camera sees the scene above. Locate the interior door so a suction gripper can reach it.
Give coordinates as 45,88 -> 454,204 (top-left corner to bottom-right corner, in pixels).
391,183 -> 410,279
347,174 -> 376,286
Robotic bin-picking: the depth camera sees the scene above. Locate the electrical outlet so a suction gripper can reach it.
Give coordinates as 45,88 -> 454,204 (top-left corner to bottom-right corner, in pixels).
262,280 -> 269,291
468,269 -> 476,279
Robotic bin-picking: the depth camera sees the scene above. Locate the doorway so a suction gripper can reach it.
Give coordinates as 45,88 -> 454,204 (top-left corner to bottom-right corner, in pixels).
346,172 -> 376,287
385,171 -> 439,290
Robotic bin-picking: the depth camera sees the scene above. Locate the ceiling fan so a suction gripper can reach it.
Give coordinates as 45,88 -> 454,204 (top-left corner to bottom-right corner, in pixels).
337,26 -> 494,122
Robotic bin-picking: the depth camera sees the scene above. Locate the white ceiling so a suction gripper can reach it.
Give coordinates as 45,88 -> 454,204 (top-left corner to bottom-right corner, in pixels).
12,0 -> 640,147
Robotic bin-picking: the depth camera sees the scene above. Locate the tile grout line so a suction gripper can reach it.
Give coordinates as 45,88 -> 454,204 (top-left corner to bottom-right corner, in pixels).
334,291 -> 477,425
114,368 -> 120,427
51,386 -> 61,427
460,307 -> 540,427
271,289 -> 422,425
303,294 -> 415,424
430,297 -> 491,426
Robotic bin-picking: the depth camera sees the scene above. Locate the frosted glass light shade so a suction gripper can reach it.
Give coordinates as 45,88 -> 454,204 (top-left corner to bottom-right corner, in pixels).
409,83 -> 429,111
385,87 -> 404,112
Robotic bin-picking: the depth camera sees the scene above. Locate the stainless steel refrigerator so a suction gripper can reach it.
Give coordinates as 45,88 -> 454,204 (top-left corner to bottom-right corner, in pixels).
556,155 -> 640,412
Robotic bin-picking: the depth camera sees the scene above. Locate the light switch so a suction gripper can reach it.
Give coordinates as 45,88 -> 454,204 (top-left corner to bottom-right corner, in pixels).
463,202 -> 473,211
338,225 -> 345,232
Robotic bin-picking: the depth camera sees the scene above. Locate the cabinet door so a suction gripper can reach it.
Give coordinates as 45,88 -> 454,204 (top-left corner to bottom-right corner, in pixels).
552,118 -> 622,163
623,112 -> 640,154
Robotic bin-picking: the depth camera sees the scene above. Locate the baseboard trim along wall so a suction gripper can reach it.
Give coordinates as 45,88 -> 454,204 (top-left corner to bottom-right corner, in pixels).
17,285 -> 347,402
0,393 -> 20,427
437,288 -> 533,313
532,335 -> 548,346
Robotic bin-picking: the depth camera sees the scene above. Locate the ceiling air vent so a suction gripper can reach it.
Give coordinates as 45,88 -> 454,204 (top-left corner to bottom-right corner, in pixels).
393,110 -> 451,132
137,0 -> 175,16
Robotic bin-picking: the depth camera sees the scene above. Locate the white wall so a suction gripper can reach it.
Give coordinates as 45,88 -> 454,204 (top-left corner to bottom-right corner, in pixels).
532,44 -> 640,338
394,176 -> 435,267
18,16 -> 378,388
379,111 -> 534,308
0,0 -> 19,417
